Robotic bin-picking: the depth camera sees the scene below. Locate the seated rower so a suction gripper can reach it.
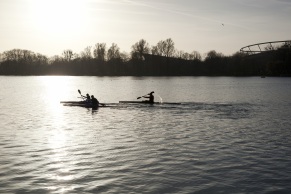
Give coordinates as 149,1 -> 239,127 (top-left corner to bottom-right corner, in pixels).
81,93 -> 91,103
143,91 -> 154,103
91,95 -> 99,107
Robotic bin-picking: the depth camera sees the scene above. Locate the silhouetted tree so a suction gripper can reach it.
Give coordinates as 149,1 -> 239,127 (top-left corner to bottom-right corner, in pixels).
152,38 -> 175,57
131,39 -> 150,60
107,43 -> 120,61
175,50 -> 185,59
93,43 -> 106,61
205,50 -> 223,60
164,38 -> 175,57
35,53 -> 48,65
0,49 -> 49,75
62,49 -> 74,62
3,49 -> 26,61
1,39 -> 291,76
81,46 -> 92,59
189,51 -> 202,61
1,49 -> 47,65
175,50 -> 199,60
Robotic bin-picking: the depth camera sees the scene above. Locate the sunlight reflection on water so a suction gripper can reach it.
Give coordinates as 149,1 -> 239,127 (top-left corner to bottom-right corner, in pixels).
0,76 -> 291,193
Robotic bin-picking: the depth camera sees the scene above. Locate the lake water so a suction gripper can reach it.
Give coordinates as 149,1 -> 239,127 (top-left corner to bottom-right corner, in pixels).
0,76 -> 291,194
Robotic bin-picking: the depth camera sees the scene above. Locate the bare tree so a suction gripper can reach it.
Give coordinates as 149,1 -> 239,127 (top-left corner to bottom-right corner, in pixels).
107,43 -> 120,61
175,50 -> 185,59
93,43 -> 107,61
164,38 -> 175,57
81,46 -> 92,59
2,49 -> 46,64
131,39 -> 150,60
152,38 -> 175,57
35,53 -> 48,65
189,51 -> 202,61
62,49 -> 74,62
22,50 -> 33,63
151,45 -> 159,55
205,50 -> 223,60
3,49 -> 22,61
175,50 -> 201,61
152,41 -> 165,56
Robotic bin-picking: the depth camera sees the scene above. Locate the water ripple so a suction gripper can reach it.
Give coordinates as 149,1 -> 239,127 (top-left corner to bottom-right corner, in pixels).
1,77 -> 291,193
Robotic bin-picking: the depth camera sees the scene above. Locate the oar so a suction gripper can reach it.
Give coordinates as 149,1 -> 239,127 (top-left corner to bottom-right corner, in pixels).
137,93 -> 148,99
137,91 -> 154,99
78,89 -> 86,100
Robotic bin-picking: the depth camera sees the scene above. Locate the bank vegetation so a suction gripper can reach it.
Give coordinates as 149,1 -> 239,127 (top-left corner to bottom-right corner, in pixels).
1,39 -> 290,76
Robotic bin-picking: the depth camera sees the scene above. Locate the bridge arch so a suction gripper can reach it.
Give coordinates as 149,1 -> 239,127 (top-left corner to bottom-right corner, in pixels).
240,40 -> 291,55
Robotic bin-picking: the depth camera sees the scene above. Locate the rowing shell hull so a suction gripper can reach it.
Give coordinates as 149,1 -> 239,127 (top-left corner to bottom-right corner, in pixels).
62,103 -> 98,108
60,101 -> 86,104
61,101 -> 108,109
119,101 -> 181,105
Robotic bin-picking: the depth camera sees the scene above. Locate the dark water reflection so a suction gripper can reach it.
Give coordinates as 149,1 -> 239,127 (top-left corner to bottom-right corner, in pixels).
0,76 -> 291,193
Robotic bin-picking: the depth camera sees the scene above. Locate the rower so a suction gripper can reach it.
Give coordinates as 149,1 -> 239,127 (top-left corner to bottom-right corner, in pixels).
143,91 -> 154,103
91,95 -> 99,107
81,93 -> 91,102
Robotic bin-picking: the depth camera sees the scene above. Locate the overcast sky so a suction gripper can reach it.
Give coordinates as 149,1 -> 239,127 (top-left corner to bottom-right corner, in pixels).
1,0 -> 291,57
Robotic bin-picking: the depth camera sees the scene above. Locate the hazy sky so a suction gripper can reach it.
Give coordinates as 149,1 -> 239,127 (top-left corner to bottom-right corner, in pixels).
1,0 -> 291,57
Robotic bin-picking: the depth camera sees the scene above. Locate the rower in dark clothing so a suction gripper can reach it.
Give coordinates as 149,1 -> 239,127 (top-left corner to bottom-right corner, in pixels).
143,91 -> 154,103
91,95 -> 99,107
81,93 -> 91,102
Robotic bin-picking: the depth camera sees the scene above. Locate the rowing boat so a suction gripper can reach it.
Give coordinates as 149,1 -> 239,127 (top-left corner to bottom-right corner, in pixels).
63,103 -> 99,108
61,101 -> 110,109
119,101 -> 154,104
119,101 -> 181,105
60,101 -> 87,104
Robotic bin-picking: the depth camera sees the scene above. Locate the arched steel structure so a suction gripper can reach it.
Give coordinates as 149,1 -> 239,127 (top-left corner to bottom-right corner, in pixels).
240,40 -> 291,55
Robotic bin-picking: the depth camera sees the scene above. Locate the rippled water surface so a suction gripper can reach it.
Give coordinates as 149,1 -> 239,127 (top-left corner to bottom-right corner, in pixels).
0,76 -> 291,194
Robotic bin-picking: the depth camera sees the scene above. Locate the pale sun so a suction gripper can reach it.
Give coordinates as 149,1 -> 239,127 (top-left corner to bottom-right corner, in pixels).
29,0 -> 87,37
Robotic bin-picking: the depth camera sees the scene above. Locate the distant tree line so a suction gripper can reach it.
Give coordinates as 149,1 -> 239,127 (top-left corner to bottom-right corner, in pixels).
0,38 -> 290,76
